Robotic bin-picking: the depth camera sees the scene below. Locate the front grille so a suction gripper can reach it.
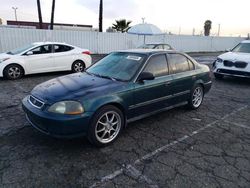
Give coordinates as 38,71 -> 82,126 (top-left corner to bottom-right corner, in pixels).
217,69 -> 250,77
223,60 -> 248,69
28,95 -> 44,109
223,60 -> 233,67
234,61 -> 247,68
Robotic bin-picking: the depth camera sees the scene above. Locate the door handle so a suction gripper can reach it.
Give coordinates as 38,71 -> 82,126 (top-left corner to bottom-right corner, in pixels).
192,75 -> 196,79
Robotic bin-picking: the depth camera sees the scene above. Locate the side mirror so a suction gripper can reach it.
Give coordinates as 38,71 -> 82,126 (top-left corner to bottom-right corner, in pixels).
226,48 -> 231,52
26,51 -> 33,56
137,72 -> 155,82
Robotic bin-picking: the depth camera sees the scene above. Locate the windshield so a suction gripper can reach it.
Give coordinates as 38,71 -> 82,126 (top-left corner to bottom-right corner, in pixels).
7,44 -> 36,55
86,52 -> 146,81
232,43 -> 250,53
138,44 -> 156,49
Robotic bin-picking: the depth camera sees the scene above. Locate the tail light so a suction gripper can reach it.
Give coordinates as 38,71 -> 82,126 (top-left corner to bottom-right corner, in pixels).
82,51 -> 91,55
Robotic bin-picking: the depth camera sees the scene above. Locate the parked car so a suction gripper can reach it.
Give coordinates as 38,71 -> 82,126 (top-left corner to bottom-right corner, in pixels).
213,40 -> 250,79
22,49 -> 212,147
138,43 -> 174,50
0,42 -> 92,80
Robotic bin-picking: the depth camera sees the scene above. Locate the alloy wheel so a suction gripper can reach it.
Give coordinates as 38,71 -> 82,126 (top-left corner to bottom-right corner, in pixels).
95,111 -> 121,144
73,62 -> 84,72
8,66 -> 21,79
192,87 -> 203,108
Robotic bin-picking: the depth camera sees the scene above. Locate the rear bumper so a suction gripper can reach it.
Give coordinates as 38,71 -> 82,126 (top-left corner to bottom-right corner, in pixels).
22,96 -> 93,138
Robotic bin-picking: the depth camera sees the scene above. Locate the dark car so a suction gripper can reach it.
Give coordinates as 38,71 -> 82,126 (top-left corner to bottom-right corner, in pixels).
22,49 -> 212,147
138,43 -> 174,50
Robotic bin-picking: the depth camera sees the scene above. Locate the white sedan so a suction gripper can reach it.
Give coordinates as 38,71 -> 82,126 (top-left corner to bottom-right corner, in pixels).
213,40 -> 250,79
0,42 -> 92,79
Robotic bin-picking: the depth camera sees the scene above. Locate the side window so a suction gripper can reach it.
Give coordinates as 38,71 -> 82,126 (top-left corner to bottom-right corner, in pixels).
188,59 -> 195,70
54,45 -> 73,53
168,54 -> 192,73
154,45 -> 163,49
29,45 -> 52,55
143,54 -> 168,77
163,45 -> 171,50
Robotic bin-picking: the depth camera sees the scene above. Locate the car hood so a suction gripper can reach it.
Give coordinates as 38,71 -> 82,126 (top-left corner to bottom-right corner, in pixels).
0,53 -> 12,59
31,73 -> 124,103
218,52 -> 250,62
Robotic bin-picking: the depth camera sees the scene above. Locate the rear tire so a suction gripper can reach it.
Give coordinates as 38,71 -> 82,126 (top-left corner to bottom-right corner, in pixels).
72,60 -> 85,73
3,64 -> 24,80
214,73 -> 224,79
188,84 -> 204,110
87,105 -> 124,147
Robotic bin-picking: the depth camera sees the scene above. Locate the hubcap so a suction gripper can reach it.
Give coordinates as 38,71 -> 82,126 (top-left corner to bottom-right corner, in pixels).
74,62 -> 84,72
8,67 -> 21,79
192,87 -> 203,108
95,111 -> 121,144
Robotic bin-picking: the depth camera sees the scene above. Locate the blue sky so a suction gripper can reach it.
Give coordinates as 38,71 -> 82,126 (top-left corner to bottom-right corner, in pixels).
0,0 -> 249,36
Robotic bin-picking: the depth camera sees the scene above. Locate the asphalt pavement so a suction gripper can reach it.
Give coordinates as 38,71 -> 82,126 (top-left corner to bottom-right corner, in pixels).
0,53 -> 250,188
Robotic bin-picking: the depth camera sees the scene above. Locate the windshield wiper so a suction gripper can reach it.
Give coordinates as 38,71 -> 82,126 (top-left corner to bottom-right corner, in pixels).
86,71 -> 127,82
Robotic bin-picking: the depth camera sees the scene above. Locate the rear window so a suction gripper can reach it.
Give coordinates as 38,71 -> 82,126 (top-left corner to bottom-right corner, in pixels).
54,45 -> 73,53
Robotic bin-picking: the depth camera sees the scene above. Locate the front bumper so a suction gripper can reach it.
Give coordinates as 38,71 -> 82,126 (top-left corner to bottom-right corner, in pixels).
213,61 -> 250,78
204,81 -> 212,93
22,96 -> 93,138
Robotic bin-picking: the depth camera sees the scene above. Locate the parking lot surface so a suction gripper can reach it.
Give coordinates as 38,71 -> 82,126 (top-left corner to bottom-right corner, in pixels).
0,54 -> 250,187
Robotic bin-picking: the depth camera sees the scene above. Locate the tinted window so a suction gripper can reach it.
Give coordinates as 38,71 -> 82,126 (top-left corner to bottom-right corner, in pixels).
54,45 -> 73,53
87,52 -> 146,81
29,45 -> 52,55
144,54 -> 168,77
154,45 -> 163,49
168,54 -> 191,73
163,45 -> 171,50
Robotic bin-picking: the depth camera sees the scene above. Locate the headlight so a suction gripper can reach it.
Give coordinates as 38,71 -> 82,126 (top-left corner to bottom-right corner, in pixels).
0,58 -> 10,63
216,58 -> 223,63
48,101 -> 84,115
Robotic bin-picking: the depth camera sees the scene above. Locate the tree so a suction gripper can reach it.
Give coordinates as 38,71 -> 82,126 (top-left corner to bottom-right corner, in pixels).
37,0 -> 43,29
99,0 -> 103,32
204,20 -> 212,36
112,19 -> 132,33
50,0 -> 56,30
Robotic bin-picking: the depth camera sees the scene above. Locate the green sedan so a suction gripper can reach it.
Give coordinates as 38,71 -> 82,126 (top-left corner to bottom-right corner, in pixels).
22,49 -> 212,147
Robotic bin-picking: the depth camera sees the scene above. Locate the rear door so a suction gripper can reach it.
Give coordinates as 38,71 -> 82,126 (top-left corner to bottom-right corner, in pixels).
131,54 -> 174,117
52,44 -> 74,71
23,45 -> 54,73
167,53 -> 196,103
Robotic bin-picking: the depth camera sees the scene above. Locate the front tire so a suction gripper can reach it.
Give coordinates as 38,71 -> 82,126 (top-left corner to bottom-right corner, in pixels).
188,84 -> 204,110
87,105 -> 124,147
72,60 -> 85,73
3,64 -> 24,80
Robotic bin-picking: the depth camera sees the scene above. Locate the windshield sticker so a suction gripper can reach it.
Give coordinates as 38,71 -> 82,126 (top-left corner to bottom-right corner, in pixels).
126,56 -> 142,61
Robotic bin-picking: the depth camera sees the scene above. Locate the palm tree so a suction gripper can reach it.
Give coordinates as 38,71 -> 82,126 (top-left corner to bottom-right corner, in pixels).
37,0 -> 43,29
99,0 -> 103,32
112,19 -> 132,33
204,20 -> 212,36
50,0 -> 56,30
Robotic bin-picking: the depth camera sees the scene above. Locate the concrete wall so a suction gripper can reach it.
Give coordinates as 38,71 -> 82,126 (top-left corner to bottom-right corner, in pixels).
0,27 -> 244,53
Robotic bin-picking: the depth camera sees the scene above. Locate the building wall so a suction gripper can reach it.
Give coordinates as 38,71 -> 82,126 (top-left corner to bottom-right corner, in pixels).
0,27 -> 243,53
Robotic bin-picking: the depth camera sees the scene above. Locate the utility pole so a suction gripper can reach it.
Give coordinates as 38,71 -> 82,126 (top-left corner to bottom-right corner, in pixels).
217,24 -> 221,36
192,28 -> 195,36
178,26 -> 181,35
37,0 -> 43,29
50,0 -> 55,30
99,0 -> 103,32
12,7 -> 18,22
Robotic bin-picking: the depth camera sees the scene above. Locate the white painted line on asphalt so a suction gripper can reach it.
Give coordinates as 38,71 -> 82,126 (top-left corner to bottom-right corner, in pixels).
89,105 -> 248,188
224,120 -> 250,130
125,165 -> 159,188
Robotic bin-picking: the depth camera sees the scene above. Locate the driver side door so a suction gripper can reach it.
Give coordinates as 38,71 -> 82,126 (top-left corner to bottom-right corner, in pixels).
23,45 -> 54,74
130,54 -> 174,118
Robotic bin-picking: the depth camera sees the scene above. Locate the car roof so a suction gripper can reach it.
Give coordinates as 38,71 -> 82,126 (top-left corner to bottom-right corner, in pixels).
116,49 -> 176,55
241,40 -> 250,44
143,43 -> 171,45
32,42 -> 72,46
